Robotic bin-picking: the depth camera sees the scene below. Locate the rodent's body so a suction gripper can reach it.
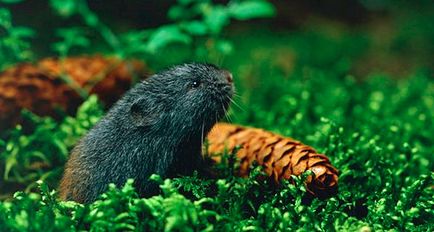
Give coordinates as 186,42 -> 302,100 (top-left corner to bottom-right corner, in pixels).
59,63 -> 233,203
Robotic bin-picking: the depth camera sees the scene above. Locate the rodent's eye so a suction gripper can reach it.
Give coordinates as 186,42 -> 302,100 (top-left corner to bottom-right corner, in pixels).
191,80 -> 201,88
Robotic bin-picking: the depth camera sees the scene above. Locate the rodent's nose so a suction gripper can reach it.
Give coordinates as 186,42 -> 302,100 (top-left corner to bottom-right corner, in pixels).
223,70 -> 233,83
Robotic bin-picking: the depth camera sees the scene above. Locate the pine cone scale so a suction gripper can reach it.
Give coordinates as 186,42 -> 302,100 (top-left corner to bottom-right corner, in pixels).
207,123 -> 339,196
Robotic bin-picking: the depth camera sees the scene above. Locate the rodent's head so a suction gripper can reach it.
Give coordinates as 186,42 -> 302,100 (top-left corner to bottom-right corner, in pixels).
129,63 -> 234,137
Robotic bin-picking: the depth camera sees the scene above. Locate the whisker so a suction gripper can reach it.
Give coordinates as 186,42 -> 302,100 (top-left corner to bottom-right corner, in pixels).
218,97 -> 231,123
228,96 -> 245,112
224,104 -> 234,123
227,111 -> 234,123
233,93 -> 242,99
224,107 -> 232,123
217,53 -> 225,66
214,110 -> 218,124
232,91 -> 243,101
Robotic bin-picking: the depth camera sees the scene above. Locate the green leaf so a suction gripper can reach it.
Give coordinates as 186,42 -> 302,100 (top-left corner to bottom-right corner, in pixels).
228,0 -> 276,20
0,8 -> 11,28
83,12 -> 99,27
9,26 -> 35,38
215,39 -> 233,54
204,5 -> 229,34
49,0 -> 77,17
146,25 -> 192,53
168,5 -> 185,20
181,20 -> 208,36
52,27 -> 90,55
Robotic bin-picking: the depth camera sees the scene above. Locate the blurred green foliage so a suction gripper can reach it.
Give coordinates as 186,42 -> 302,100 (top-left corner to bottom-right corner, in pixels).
47,0 -> 275,61
0,0 -> 433,231
0,5 -> 33,69
1,0 -> 275,68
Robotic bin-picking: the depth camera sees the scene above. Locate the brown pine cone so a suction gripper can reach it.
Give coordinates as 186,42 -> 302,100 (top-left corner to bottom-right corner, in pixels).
38,55 -> 146,105
0,55 -> 147,131
207,123 -> 338,196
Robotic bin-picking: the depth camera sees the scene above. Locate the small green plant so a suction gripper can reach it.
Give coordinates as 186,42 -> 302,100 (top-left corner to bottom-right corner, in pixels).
0,1 -> 34,69
0,96 -> 103,193
48,0 -> 275,63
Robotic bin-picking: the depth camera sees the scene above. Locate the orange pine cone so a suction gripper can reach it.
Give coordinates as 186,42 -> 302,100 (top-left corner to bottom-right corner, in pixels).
0,55 -> 146,131
207,123 -> 338,196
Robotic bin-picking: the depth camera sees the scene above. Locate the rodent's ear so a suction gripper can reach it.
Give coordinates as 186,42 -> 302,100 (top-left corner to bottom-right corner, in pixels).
130,98 -> 161,127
